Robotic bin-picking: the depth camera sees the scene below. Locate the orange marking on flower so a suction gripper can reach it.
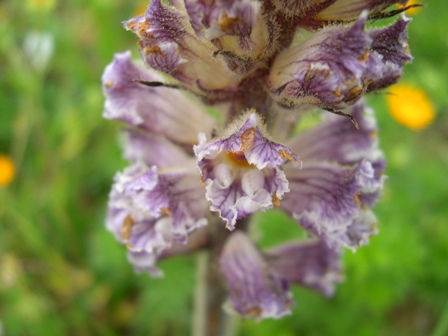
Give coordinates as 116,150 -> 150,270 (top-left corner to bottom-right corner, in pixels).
347,85 -> 363,101
126,19 -> 137,31
120,215 -> 135,242
226,151 -> 252,168
144,45 -> 164,56
218,14 -> 240,32
343,77 -> 356,87
161,207 -> 172,216
244,306 -> 263,318
272,192 -> 280,207
240,128 -> 256,152
278,149 -> 294,161
333,88 -> 342,97
104,81 -> 114,88
200,176 -> 206,186
354,192 -> 361,206
404,43 -> 411,56
305,67 -> 330,83
357,51 -> 370,63
138,20 -> 153,38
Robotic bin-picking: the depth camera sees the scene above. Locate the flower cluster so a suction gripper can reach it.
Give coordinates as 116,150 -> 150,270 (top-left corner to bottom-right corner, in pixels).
102,0 -> 413,320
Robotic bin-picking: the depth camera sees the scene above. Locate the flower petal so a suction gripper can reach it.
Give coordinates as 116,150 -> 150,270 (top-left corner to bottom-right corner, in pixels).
337,209 -> 379,249
127,250 -> 163,277
287,101 -> 382,165
267,12 -> 372,111
127,227 -> 211,277
102,51 -> 216,144
185,0 -> 268,60
282,159 -> 382,248
266,239 -> 343,296
123,130 -> 190,168
282,101 -> 385,248
366,15 -> 413,92
268,0 -> 334,19
124,0 -> 243,96
106,162 -> 208,271
315,0 -> 408,22
219,232 -> 293,319
185,0 -> 259,40
194,111 -> 301,230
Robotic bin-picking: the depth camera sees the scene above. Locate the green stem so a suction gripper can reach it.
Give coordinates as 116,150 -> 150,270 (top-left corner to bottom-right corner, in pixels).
192,249 -> 238,336
432,299 -> 448,336
193,251 -> 209,336
217,313 -> 239,336
269,104 -> 301,142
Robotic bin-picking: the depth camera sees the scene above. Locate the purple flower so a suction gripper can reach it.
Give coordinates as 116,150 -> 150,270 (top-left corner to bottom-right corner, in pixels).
266,239 -> 343,296
267,12 -> 412,112
219,232 -> 343,318
219,232 -> 293,319
106,162 -> 209,275
366,15 -> 413,92
194,111 -> 301,230
270,0 -> 410,24
102,51 -> 216,145
123,0 -> 244,99
102,0 -> 414,322
281,101 -> 384,249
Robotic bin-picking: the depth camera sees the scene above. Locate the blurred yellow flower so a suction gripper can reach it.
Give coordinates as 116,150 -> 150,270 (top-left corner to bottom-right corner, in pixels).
387,84 -> 435,130
398,0 -> 421,15
135,3 -> 147,16
0,154 -> 15,187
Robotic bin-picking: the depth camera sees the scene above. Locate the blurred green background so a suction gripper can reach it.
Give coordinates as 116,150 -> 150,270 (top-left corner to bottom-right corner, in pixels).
1,0 -> 447,335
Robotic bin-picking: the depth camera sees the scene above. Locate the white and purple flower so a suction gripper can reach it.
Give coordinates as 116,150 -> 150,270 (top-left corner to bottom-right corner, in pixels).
102,0 -> 414,322
194,111 -> 301,230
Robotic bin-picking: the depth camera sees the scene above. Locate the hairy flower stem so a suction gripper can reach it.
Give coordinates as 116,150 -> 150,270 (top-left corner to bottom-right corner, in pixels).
269,105 -> 302,142
193,250 -> 233,336
193,219 -> 250,336
205,256 -> 230,336
228,70 -> 271,119
193,251 -> 209,336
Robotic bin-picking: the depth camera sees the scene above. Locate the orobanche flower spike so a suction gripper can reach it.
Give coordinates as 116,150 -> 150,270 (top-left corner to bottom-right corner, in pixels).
102,0 -> 415,328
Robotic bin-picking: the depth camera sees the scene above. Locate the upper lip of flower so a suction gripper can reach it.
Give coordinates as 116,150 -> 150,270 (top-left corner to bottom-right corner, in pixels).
193,111 -> 301,230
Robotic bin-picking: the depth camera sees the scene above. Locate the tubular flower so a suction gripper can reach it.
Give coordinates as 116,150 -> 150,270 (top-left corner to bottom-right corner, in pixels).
194,111 -> 301,230
219,231 -> 293,319
281,101 -> 384,250
103,0 -> 414,321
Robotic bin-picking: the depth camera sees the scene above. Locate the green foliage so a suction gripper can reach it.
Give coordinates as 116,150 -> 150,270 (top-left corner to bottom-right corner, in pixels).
1,0 -> 447,335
